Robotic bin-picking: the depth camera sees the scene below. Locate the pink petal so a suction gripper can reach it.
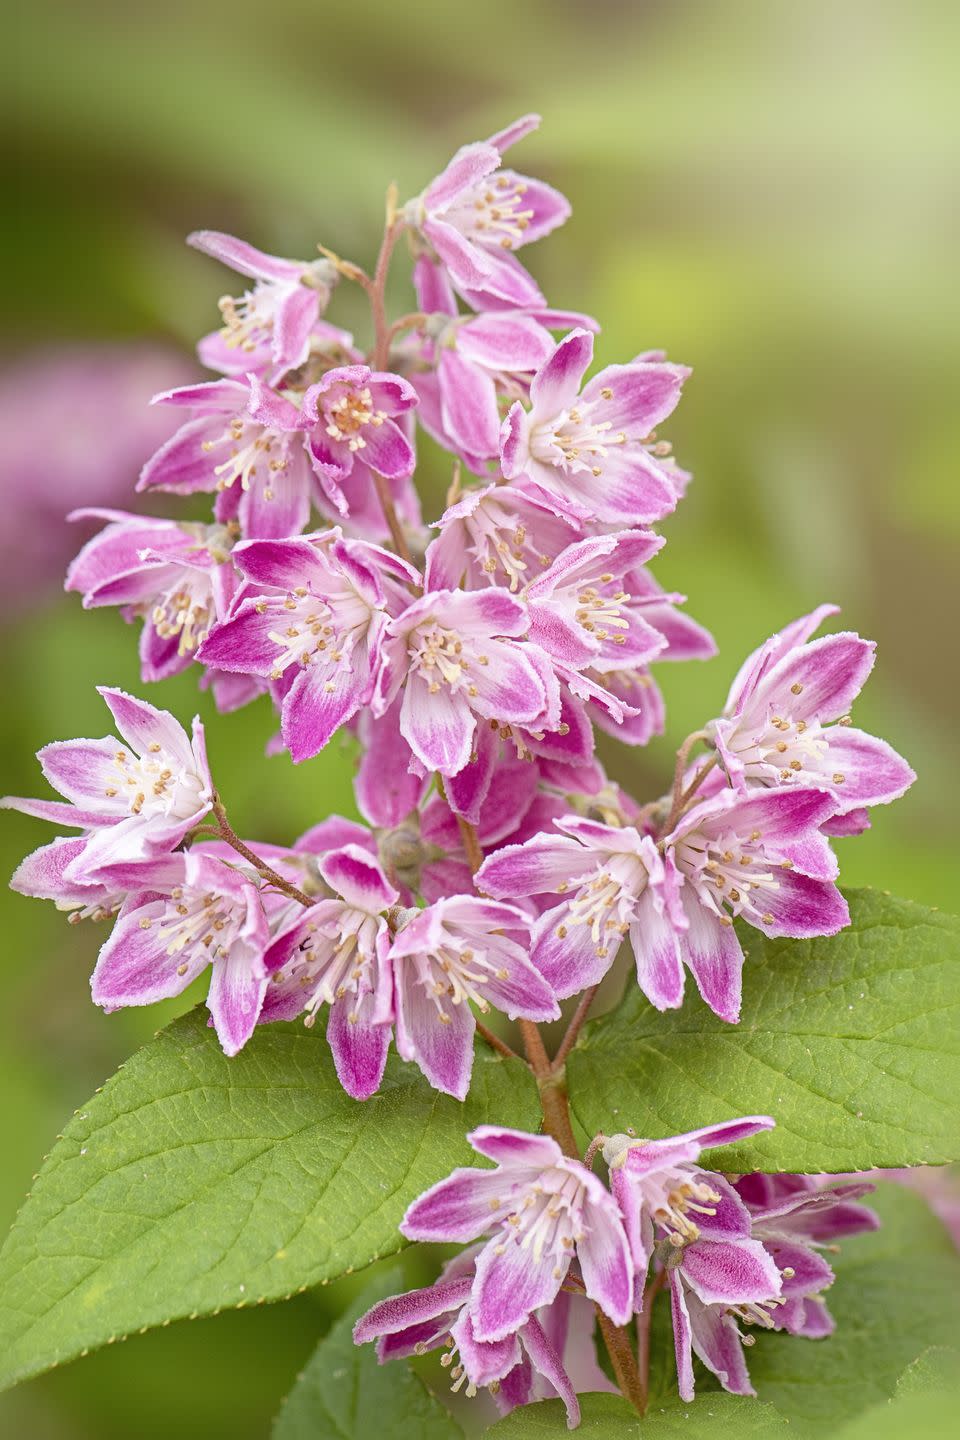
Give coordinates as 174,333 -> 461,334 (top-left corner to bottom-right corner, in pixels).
476,834 -> 589,898
681,1237 -> 781,1307
472,1236 -> 565,1342
401,1166 -> 513,1242
469,1126 -> 561,1168
187,230 -> 303,282
395,968 -> 475,1100
438,350 -> 501,458
575,1187 -> 634,1324
326,990 -> 391,1101
530,329 -> 594,417
207,945 -> 268,1056
678,893 -> 745,1024
319,844 -> 397,913
424,142 -> 500,211
399,679 -> 475,776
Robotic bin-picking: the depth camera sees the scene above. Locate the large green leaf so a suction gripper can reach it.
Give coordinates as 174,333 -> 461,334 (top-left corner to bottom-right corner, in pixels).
0,1009 -> 538,1393
746,1184 -> 960,1431
488,1391 -> 788,1436
273,1269 -> 462,1440
568,891 -> 960,1171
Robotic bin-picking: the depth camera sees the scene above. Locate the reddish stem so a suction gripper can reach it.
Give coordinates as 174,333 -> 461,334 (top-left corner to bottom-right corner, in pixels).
212,798 -> 313,908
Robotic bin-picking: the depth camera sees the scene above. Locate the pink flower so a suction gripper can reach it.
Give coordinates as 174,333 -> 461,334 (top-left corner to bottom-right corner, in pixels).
524,530 -> 668,681
260,845 -> 398,1100
410,261 -> 597,468
710,605 -> 915,819
500,329 -> 688,524
402,115 -> 570,307
188,230 -> 338,375
197,530 -> 418,762
603,1118 -> 776,1300
373,587 -> 553,778
301,365 -> 418,497
476,817 -> 667,1000
90,851 -> 270,1056
660,786 -> 851,1022
401,1126 -> 633,1338
3,688 -> 212,881
381,896 -> 559,1099
66,508 -> 240,681
139,376 -> 324,539
424,484 -> 578,593
733,1174 -> 878,1338
353,1248 -> 583,1427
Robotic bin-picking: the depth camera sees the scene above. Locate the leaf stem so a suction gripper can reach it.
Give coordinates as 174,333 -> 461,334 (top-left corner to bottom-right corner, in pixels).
211,797 -> 314,909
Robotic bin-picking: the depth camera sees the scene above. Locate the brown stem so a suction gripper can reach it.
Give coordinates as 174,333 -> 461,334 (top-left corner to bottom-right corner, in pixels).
475,1019 -> 519,1062
212,798 -> 313,909
551,983 -> 600,1071
369,213 -> 404,371
455,813 -> 485,876
386,311 -> 427,346
678,754 -> 718,811
637,1269 -> 667,1412
597,1310 -> 647,1414
663,729 -> 711,835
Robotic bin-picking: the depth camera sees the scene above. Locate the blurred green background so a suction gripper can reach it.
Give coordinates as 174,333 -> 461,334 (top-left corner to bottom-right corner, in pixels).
2,0 -> 957,1434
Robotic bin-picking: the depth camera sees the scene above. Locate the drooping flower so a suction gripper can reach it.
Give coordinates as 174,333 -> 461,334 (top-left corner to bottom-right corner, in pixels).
733,1173 -> 878,1338
476,817 -> 665,1000
260,844 -> 397,1100
660,786 -> 850,1022
65,508 -> 240,681
353,1247 -> 582,1427
665,1180 -> 783,1402
402,115 -> 570,307
603,1117 -> 776,1300
499,329 -> 688,524
381,896 -> 559,1099
709,605 -> 915,818
90,851 -> 270,1055
188,229 -> 339,375
3,688 -> 212,881
373,587 -> 553,778
401,1125 -> 633,1338
198,530 -> 418,762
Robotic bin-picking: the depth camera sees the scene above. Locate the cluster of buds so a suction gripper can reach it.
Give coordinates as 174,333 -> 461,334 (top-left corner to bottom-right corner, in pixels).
4,115 -> 913,1422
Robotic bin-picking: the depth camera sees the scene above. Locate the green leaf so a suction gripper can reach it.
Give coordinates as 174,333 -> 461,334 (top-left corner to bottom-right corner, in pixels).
0,1009 -> 539,1394
567,891 -> 960,1171
829,1349 -> 960,1440
272,1269 -> 462,1440
746,1184 -> 960,1432
488,1391 -> 788,1436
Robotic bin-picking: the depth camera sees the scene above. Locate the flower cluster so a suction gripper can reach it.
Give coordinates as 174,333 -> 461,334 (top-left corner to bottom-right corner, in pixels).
355,1118 -> 877,1425
4,114 -> 913,1424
